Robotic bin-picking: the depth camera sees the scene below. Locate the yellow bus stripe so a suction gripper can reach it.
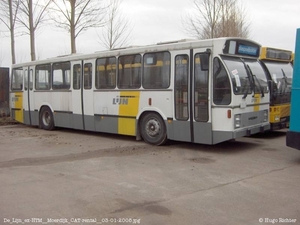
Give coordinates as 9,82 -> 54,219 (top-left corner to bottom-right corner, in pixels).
118,91 -> 140,135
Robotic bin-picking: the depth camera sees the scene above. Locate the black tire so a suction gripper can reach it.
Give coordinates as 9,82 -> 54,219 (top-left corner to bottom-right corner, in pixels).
140,113 -> 167,145
40,107 -> 55,130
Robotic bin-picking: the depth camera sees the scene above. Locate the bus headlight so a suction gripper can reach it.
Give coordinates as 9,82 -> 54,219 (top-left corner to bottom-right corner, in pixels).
235,114 -> 241,128
264,110 -> 268,122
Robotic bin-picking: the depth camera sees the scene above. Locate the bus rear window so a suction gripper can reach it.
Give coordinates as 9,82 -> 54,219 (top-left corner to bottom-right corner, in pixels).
11,68 -> 23,90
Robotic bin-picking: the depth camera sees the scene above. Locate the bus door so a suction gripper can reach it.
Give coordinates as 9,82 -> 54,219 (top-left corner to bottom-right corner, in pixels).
23,66 -> 34,125
82,59 -> 95,131
173,48 -> 211,144
192,49 -> 212,144
71,61 -> 84,130
173,50 -> 192,142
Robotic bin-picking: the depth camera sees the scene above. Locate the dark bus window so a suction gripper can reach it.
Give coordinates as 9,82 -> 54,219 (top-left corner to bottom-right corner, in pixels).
52,62 -> 71,90
84,63 -> 92,89
36,64 -> 51,90
73,64 -> 81,90
143,52 -> 170,89
11,68 -> 23,90
213,57 -> 231,105
118,54 -> 141,89
194,53 -> 209,122
96,57 -> 116,89
24,69 -> 33,91
175,55 -> 189,120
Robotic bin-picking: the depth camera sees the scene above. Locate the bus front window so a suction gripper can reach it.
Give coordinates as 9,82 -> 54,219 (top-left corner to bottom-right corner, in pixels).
244,59 -> 269,95
213,57 -> 231,105
222,56 -> 268,97
264,61 -> 293,104
222,56 -> 251,96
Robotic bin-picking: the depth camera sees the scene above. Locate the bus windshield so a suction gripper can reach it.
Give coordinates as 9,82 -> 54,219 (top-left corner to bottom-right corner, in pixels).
222,56 -> 268,96
263,61 -> 293,104
244,58 -> 269,95
263,61 -> 293,87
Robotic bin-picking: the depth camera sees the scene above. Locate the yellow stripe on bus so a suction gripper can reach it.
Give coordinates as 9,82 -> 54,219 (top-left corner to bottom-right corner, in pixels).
253,94 -> 261,112
118,91 -> 140,135
13,92 -> 24,123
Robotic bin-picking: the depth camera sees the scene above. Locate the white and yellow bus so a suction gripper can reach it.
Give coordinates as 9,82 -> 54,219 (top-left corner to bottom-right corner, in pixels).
259,47 -> 293,130
10,38 -> 270,145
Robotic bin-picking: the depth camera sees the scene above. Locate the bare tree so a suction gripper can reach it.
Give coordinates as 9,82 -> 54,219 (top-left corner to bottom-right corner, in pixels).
216,0 -> 250,37
99,0 -> 132,50
0,0 -> 20,64
17,0 -> 52,61
50,0 -> 106,54
184,0 -> 250,39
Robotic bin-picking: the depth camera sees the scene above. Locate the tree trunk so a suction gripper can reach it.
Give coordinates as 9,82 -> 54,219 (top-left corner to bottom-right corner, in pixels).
28,0 -> 36,61
70,0 -> 76,54
8,0 -> 16,64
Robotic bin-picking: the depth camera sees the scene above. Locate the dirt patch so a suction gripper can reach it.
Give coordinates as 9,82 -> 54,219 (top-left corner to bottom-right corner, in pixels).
0,117 -> 19,126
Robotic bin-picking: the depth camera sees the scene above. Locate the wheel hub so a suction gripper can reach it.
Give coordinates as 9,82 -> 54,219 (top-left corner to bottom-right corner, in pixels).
146,119 -> 160,137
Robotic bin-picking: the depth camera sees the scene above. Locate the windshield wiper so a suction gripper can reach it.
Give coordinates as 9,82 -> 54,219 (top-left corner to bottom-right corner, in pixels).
281,69 -> 291,85
241,60 -> 255,99
252,74 -> 265,97
246,64 -> 264,98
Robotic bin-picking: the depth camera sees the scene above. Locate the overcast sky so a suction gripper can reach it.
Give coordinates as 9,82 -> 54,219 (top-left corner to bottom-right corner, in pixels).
0,0 -> 300,67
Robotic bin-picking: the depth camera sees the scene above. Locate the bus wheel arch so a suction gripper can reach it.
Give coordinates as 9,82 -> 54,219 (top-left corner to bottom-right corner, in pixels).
138,111 -> 167,145
39,106 -> 55,130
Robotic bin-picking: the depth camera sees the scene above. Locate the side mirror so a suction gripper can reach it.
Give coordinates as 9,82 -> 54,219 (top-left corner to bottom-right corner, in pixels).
200,49 -> 211,71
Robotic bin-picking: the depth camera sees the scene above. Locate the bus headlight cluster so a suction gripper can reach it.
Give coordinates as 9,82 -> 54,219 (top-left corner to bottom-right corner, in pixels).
235,114 -> 241,128
264,110 -> 268,122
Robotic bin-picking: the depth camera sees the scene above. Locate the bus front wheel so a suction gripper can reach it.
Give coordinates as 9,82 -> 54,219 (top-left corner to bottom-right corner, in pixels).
40,107 -> 55,130
140,113 -> 167,145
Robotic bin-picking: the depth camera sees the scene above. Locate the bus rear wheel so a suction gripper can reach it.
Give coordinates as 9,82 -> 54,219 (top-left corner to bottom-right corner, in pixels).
40,107 -> 55,130
140,113 -> 167,145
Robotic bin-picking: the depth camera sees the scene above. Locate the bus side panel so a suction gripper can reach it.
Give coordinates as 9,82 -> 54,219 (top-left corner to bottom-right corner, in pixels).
94,91 -> 120,134
34,92 -> 73,128
31,110 -> 39,126
286,131 -> 300,150
54,111 -> 73,128
94,115 -> 118,134
168,120 -> 191,142
193,122 -> 213,144
286,28 -> 300,150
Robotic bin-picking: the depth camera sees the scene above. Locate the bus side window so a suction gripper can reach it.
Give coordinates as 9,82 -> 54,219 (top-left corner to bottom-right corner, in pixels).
175,55 -> 189,120
52,62 -> 71,90
36,64 -> 51,90
29,69 -> 33,90
96,57 -> 116,89
84,63 -> 92,89
213,57 -> 231,105
73,64 -> 81,90
118,54 -> 141,89
194,53 -> 209,122
143,52 -> 170,89
24,69 -> 28,90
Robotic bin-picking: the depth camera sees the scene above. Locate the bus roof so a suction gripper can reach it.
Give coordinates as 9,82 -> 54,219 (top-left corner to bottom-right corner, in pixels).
12,37 -> 261,68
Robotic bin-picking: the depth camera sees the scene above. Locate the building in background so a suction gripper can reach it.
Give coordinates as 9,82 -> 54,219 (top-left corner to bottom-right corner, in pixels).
0,67 -> 10,117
